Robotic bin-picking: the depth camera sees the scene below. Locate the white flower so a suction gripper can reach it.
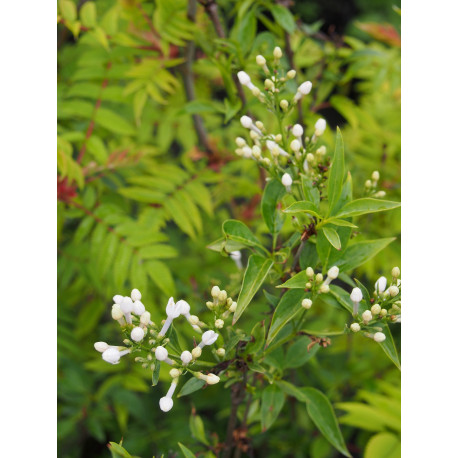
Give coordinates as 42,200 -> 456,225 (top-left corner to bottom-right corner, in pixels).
350,287 -> 363,303
199,330 -> 219,348
155,346 -> 168,361
373,332 -> 386,343
113,295 -> 123,304
302,299 -> 312,309
178,300 -> 202,333
350,323 -> 361,333
362,310 -> 372,323
314,118 -> 326,136
131,327 -> 145,342
375,276 -> 387,293
159,297 -> 183,337
230,250 -> 243,269
281,173 -> 293,190
323,266 -> 339,287
94,342 -> 109,353
120,297 -> 134,324
229,302 -> 237,313
102,347 -> 130,365
111,303 -> 124,322
181,351 -> 193,365
159,379 -> 178,412
131,288 -> 142,302
392,267 -> 400,278
132,300 -> 145,315
237,71 -> 256,91
292,124 -> 304,137
240,115 -> 253,128
215,319 -> 224,329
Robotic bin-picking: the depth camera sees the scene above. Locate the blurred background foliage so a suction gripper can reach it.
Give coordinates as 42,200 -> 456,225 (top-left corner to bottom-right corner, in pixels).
57,0 -> 400,456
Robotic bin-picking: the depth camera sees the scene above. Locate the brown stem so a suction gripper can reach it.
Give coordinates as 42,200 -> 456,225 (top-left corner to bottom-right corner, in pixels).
183,0 -> 212,153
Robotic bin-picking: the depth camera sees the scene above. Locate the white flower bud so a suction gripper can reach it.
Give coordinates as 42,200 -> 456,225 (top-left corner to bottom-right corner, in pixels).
218,290 -> 227,302
206,373 -> 220,385
375,276 -> 387,293
290,139 -> 301,152
292,124 -> 304,137
273,46 -> 282,58
392,267 -> 400,278
229,301 -> 237,313
371,304 -> 381,315
371,171 -> 380,181
131,327 -> 145,342
237,71 -> 251,86
380,309 -> 388,317
113,295 -> 123,304
159,397 -> 173,412
319,284 -> 330,293
215,319 -> 224,329
350,288 -> 363,303
264,78 -> 274,90
286,69 -> 296,79
302,299 -> 312,309
350,323 -> 361,333
181,351 -> 192,365
252,87 -> 261,96
132,300 -> 146,315
112,304 -> 124,320
256,55 -> 266,65
316,146 -> 326,156
281,173 -> 293,188
131,289 -> 141,301
140,311 -> 151,326
388,285 -> 400,297
200,330 -> 219,346
306,153 -> 315,163
120,297 -> 133,314
298,81 -> 312,95
155,346 -> 168,361
216,348 -> 226,357
327,266 -> 339,280
235,137 -> 246,147
280,99 -> 289,110
102,348 -> 121,364
240,116 -> 252,129
169,368 -> 181,378
211,285 -> 220,298
189,315 -> 199,325
305,282 -> 312,289
374,191 -> 386,198
316,273 -> 323,283
362,310 -> 372,323
192,347 -> 202,359
242,146 -> 252,158
94,341 -> 109,353
373,332 -> 386,343
306,267 -> 314,278
314,118 -> 326,136
365,179 -> 372,188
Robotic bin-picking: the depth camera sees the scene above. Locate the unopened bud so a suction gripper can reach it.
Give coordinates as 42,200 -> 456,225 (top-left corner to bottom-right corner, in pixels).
391,267 -> 400,278
218,290 -> 227,302
256,55 -> 266,66
170,368 -> 181,378
290,139 -> 301,152
388,285 -> 399,297
371,171 -> 380,181
216,348 -> 226,357
211,285 -> 220,298
302,299 -> 312,309
350,323 -> 360,333
362,310 -> 372,323
319,284 -> 330,293
371,304 -> 381,315
286,69 -> 296,79
314,118 -> 326,136
280,99 -> 289,110
192,347 -> 202,359
273,46 -> 282,59
215,319 -> 224,329
373,332 -> 386,343
306,267 -> 314,278
315,273 -> 323,283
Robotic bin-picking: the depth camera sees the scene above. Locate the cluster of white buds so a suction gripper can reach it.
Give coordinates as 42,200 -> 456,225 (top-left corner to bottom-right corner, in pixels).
96,288 -> 224,413
206,285 -> 237,322
301,266 -> 338,295
365,171 -> 387,198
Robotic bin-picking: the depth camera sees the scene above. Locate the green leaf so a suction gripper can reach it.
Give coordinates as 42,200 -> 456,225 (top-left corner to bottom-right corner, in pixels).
267,289 -> 308,345
95,108 -> 135,136
322,227 -> 341,250
113,243 -> 132,287
145,260 -> 175,297
261,384 -> 285,432
245,321 -> 266,355
80,2 -> 97,28
276,382 -> 350,457
233,255 -> 274,324
335,198 -> 401,218
108,442 -> 132,458
322,218 -> 357,228
59,0 -> 77,22
270,5 -> 296,34
301,175 -> 320,207
86,135 -> 108,163
118,187 -> 164,203
152,362 -> 161,386
178,443 -> 196,458
283,201 -> 321,218
261,179 -> 286,234
277,270 -> 309,289
328,285 -> 354,313
189,413 -> 209,445
334,238 -> 396,272
178,378 -> 206,397
377,322 -> 401,370
365,432 -> 401,458
283,337 -> 320,369
222,220 -> 267,254
327,127 -> 345,216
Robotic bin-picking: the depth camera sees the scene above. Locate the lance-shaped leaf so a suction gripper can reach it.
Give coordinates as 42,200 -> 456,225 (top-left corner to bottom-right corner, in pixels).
277,270 -> 309,289
283,200 -> 321,218
261,178 -> 286,234
301,175 -> 320,207
177,378 -> 206,397
266,289 -> 308,345
276,381 -> 351,457
178,443 -> 196,458
377,322 -> 401,370
334,238 -> 396,272
335,198 -> 401,218
327,127 -> 346,216
322,226 -> 341,250
222,220 -> 268,255
261,384 -> 285,432
233,255 -> 274,324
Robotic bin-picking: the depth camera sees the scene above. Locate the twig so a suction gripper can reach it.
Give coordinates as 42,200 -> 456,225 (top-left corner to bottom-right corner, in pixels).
183,0 -> 212,153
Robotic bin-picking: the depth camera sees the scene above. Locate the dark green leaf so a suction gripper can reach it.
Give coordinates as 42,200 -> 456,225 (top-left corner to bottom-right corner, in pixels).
283,201 -> 321,218
322,227 -> 341,250
283,338 -> 320,369
261,179 -> 286,234
261,384 -> 285,432
223,220 -> 267,254
327,127 -> 345,216
152,362 -> 161,386
277,270 -> 309,289
335,198 -> 401,218
377,322 -> 401,370
245,321 -> 266,355
178,443 -> 196,458
178,378 -> 206,397
301,175 -> 320,207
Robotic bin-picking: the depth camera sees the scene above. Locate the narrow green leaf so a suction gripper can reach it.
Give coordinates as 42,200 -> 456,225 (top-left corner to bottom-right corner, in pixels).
152,362 -> 160,386
189,413 -> 209,445
322,227 -> 341,250
267,289 -> 308,345
365,432 -> 401,458
283,338 -> 320,369
233,255 -> 274,324
80,1 -> 97,28
223,220 -> 267,254
323,218 -> 357,228
261,384 -> 285,432
335,198 -> 401,218
277,270 -> 309,289
95,108 -> 135,136
113,243 -> 132,288
261,179 -> 286,234
270,4 -> 296,34
378,322 -> 401,370
118,187 -> 164,203
283,201 -> 321,218
178,443 -> 196,458
145,260 -> 175,296
327,127 -> 345,215
108,442 -> 132,458
245,321 -> 266,355
177,378 -> 206,397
